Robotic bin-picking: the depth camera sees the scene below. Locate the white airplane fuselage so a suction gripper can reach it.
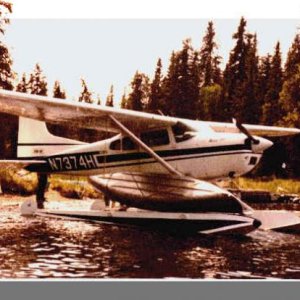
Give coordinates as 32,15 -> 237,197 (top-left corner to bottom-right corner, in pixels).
20,119 -> 273,180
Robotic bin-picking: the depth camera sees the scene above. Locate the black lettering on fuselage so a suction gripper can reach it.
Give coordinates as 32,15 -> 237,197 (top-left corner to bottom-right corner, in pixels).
47,152 -> 99,172
63,157 -> 72,170
79,156 -> 87,169
84,154 -> 96,168
48,158 -> 59,170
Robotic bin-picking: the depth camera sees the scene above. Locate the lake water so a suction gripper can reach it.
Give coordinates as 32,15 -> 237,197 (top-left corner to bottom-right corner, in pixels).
0,201 -> 299,279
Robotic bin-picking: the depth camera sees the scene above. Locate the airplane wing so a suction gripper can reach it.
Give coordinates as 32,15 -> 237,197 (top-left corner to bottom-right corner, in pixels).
208,121 -> 300,137
0,89 -> 299,137
0,90 -> 176,133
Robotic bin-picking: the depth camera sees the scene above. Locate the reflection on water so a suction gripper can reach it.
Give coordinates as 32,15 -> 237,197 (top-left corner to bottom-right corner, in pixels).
0,209 -> 299,279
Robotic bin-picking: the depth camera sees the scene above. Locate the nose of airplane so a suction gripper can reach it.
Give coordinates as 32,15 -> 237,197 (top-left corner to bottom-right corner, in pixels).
252,137 -> 273,153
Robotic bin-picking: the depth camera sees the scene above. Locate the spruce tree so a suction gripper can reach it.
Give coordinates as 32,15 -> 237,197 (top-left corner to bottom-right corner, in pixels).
243,33 -> 260,123
0,1 -> 13,88
0,1 -> 12,35
199,21 -> 222,87
16,73 -> 28,93
279,65 -> 300,128
198,22 -> 223,120
190,51 -> 201,118
148,58 -> 163,113
27,64 -> 48,96
96,94 -> 101,105
175,39 -> 197,119
261,42 -> 283,125
105,84 -> 114,107
120,89 -> 128,109
0,42 -> 14,90
0,1 -> 17,158
127,71 -> 150,111
78,79 -> 93,103
161,51 -> 180,115
284,34 -> 300,80
221,18 -> 260,123
53,80 -> 66,99
258,54 -> 272,116
222,17 -> 248,121
0,1 -> 14,91
163,40 -> 199,119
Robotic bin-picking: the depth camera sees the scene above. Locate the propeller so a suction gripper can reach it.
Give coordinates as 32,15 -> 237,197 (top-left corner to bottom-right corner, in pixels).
232,118 -> 260,145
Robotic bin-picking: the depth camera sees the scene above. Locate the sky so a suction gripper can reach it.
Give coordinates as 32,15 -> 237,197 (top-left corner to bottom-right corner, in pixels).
3,0 -> 300,103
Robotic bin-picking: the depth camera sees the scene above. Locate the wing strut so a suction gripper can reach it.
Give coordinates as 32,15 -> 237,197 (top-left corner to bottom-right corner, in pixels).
109,115 -> 183,177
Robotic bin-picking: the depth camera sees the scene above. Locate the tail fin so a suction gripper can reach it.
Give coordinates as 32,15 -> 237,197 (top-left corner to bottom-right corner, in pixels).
17,117 -> 84,158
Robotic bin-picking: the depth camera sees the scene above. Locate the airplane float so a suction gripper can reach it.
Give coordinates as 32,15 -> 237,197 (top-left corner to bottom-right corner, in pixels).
0,89 -> 299,235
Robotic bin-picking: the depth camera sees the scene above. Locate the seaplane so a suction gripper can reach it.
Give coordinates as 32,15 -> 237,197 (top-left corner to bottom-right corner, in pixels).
0,89 -> 300,235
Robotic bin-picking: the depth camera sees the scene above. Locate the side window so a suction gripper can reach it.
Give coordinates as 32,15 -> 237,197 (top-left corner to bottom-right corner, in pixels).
122,137 -> 136,150
141,129 -> 170,147
110,137 -> 137,151
172,123 -> 195,143
110,139 -> 121,150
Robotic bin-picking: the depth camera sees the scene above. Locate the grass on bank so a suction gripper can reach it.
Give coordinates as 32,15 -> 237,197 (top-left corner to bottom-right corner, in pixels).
0,169 -> 38,195
50,176 -> 101,199
234,177 -> 300,195
0,170 -> 102,199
